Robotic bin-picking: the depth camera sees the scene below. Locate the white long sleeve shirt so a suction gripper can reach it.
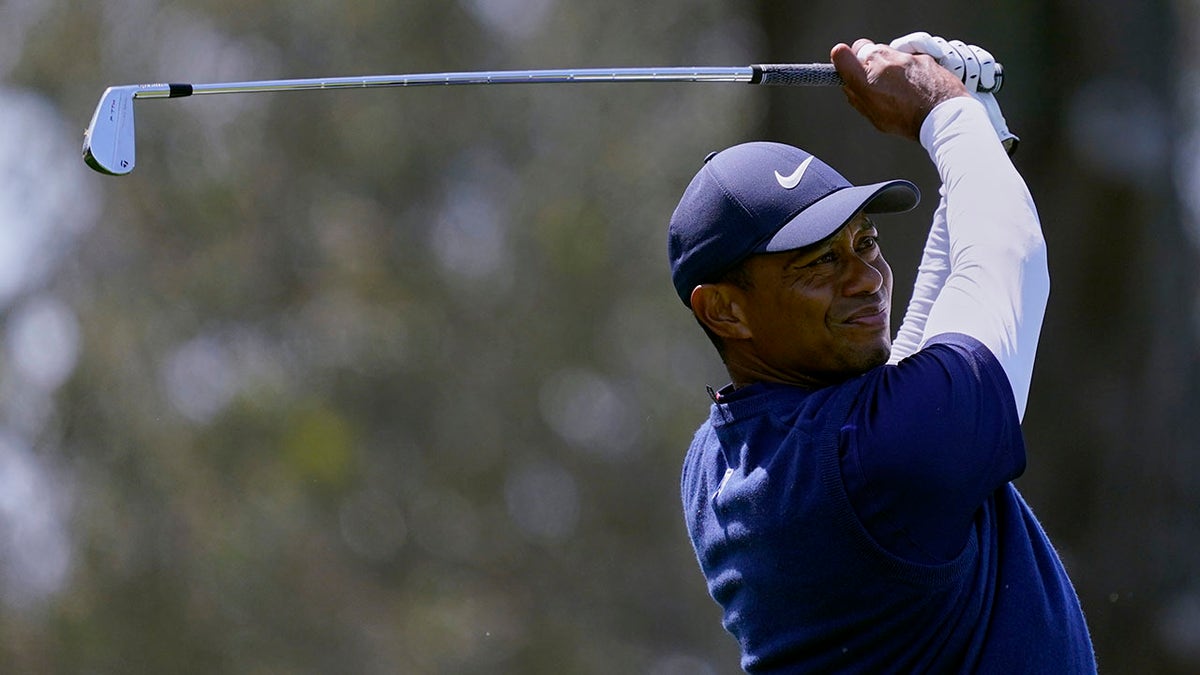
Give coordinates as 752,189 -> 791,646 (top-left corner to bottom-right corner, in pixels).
888,97 -> 1049,420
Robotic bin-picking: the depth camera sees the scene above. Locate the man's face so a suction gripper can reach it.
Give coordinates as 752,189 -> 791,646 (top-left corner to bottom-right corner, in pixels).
732,213 -> 893,386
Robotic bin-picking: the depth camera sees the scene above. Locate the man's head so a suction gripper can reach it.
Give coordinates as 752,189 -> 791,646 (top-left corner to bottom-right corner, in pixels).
667,142 -> 919,387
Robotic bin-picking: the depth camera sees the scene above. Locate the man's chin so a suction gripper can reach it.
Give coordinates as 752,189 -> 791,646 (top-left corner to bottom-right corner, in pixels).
849,339 -> 892,373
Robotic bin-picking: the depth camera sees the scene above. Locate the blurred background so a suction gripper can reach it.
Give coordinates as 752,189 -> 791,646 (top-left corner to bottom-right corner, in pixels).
1,0 -> 1197,672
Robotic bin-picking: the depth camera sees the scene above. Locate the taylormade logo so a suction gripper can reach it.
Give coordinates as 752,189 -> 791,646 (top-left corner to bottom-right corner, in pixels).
774,156 -> 814,190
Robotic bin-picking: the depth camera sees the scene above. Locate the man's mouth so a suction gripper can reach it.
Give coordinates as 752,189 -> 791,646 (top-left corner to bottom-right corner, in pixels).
842,305 -> 888,328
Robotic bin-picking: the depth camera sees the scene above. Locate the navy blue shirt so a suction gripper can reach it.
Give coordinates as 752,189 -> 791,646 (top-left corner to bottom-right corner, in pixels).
681,334 -> 1095,673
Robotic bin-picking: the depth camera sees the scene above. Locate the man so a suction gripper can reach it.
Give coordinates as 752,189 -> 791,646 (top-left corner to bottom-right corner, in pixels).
669,33 -> 1096,672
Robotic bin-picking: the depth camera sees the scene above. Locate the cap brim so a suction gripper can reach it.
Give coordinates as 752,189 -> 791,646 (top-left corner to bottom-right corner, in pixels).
762,179 -> 919,253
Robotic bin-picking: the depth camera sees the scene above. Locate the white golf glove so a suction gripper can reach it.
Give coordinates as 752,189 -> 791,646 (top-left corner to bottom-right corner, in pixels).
889,31 -> 1019,154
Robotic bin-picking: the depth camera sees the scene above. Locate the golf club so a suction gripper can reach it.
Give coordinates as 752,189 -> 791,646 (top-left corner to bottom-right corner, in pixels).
82,62 -> 1003,176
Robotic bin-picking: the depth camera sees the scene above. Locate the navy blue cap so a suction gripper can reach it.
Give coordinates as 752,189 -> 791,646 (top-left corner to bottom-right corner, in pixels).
668,142 -> 920,306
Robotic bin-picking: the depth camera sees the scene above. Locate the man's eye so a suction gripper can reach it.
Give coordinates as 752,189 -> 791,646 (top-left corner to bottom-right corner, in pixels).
858,236 -> 879,251
808,252 -> 837,266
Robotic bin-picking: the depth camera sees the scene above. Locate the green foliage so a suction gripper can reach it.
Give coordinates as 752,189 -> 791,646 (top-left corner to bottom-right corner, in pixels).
2,0 -> 748,672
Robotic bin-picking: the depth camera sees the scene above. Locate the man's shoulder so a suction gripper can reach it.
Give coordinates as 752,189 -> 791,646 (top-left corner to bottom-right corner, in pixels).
847,333 -> 1026,481
871,333 -> 1012,403
903,332 -> 1003,368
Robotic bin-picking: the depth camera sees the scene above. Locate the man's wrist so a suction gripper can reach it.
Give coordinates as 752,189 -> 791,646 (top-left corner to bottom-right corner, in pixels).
919,96 -> 992,152
904,57 -> 970,140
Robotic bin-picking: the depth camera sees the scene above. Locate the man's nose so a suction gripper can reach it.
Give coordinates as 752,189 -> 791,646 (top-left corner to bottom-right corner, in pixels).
842,253 -> 884,296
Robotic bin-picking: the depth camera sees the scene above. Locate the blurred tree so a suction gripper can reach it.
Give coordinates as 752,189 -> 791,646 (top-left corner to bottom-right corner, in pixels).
3,0 -> 752,672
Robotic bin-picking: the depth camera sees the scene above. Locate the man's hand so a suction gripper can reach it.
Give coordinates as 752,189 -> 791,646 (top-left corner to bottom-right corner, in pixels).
831,39 -> 970,141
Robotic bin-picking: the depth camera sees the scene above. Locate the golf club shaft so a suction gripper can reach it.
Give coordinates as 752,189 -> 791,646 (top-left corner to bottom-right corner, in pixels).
125,64 -> 845,99
82,62 -> 1004,175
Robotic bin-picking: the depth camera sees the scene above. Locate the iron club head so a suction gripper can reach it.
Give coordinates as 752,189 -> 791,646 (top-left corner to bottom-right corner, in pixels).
82,86 -> 138,176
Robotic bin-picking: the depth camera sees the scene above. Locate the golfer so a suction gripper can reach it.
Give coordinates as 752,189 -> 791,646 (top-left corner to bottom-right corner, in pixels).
670,34 -> 1096,672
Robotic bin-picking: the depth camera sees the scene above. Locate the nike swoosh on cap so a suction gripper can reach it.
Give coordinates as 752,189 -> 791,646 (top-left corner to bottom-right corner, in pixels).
774,156 -> 814,190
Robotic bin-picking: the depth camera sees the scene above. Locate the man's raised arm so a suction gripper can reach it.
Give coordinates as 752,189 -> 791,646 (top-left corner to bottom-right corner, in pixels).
833,39 -> 1049,419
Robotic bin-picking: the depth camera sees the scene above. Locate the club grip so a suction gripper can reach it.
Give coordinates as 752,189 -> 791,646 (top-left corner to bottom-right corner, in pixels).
751,63 -> 843,87
753,62 -> 1005,93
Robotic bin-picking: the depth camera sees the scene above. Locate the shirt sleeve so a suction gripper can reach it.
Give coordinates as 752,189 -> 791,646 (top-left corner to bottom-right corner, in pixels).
888,194 -> 949,363
840,334 -> 1026,563
891,97 -> 1050,421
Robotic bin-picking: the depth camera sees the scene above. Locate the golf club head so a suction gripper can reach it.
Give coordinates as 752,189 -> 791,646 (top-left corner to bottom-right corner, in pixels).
83,86 -> 137,176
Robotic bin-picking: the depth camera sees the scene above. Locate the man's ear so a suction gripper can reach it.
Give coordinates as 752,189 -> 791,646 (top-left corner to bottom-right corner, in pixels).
690,284 -> 753,341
